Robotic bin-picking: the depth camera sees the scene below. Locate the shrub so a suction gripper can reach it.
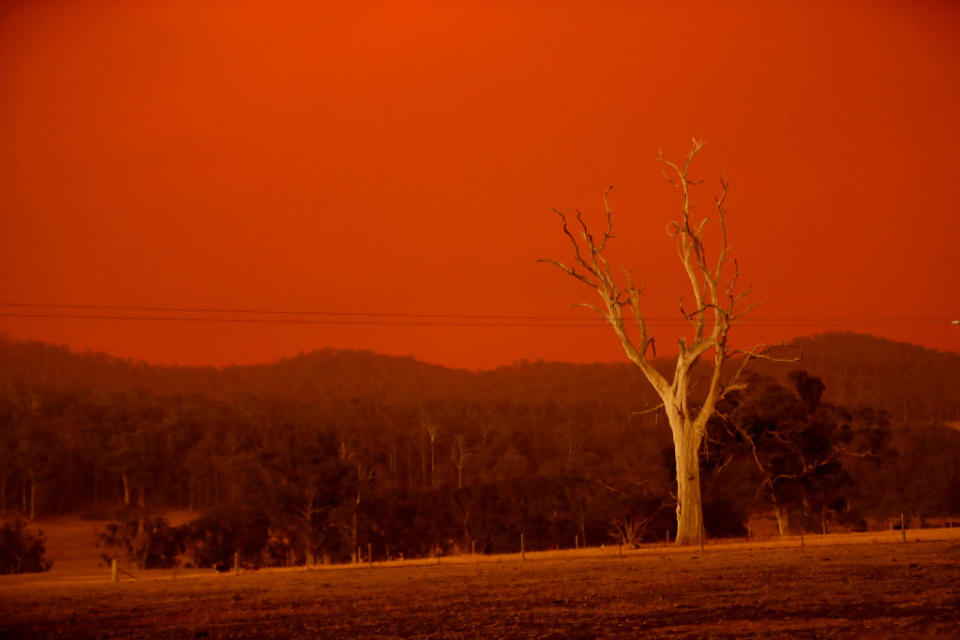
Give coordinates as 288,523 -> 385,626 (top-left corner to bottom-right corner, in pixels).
99,510 -> 183,569
183,507 -> 270,569
0,519 -> 52,574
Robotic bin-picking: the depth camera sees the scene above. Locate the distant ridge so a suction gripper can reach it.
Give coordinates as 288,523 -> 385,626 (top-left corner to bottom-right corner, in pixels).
749,332 -> 960,423
1,332 -> 958,422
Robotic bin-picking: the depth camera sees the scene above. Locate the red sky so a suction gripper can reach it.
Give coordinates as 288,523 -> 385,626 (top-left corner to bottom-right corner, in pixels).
1,0 -> 959,369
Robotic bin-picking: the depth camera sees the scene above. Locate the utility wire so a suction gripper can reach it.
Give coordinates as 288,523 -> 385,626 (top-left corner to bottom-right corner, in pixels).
0,303 -> 951,327
0,301 -> 578,320
0,312 -> 610,328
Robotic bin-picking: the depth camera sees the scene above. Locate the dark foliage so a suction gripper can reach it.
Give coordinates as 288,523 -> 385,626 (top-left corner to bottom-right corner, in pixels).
1,334 -> 959,564
0,519 -> 52,574
704,371 -> 890,534
182,506 -> 270,568
99,510 -> 183,569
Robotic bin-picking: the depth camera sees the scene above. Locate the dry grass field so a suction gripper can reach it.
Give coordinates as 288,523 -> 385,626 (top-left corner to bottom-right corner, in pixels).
2,518 -> 960,639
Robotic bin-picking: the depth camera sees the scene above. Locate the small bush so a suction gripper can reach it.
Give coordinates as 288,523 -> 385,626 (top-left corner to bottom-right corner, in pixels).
99,510 -> 183,569
183,506 -> 270,569
0,519 -> 53,574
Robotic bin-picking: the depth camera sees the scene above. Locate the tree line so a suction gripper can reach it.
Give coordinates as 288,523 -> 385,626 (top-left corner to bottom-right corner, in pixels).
2,334 -> 959,567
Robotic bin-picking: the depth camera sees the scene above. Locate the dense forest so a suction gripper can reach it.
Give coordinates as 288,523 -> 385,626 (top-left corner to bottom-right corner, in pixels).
2,332 -> 959,567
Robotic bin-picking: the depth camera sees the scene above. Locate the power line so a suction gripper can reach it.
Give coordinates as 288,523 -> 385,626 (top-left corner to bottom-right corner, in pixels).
0,312 -> 609,328
0,303 -> 952,328
0,302 -> 580,321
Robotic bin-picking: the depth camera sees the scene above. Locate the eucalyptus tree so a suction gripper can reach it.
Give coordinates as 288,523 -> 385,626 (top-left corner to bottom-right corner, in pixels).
541,139 -> 774,544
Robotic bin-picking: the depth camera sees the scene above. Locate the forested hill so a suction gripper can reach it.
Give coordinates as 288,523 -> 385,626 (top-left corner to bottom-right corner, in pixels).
0,336 -> 660,412
3,331 -> 959,554
1,331 -> 958,423
749,332 -> 960,424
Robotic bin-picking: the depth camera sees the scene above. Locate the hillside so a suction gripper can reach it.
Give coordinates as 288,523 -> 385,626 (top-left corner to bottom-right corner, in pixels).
2,332 -> 958,422
2,331 -> 959,562
748,332 -> 960,424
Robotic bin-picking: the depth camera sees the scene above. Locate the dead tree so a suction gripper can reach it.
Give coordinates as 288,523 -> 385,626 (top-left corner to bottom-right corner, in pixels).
450,434 -> 474,490
540,138 -> 772,545
421,419 -> 439,489
338,436 -> 377,562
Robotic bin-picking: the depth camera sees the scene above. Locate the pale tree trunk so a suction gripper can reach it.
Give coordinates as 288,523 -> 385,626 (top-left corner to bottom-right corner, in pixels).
451,434 -> 473,490
672,423 -> 704,545
338,436 -> 375,563
420,437 -> 428,488
775,505 -> 790,536
424,421 -> 438,488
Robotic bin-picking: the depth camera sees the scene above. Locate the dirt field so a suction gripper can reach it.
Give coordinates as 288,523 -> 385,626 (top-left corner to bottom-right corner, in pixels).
2,522 -> 960,639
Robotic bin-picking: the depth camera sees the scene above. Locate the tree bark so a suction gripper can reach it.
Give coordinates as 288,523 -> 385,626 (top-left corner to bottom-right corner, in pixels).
672,427 -> 704,545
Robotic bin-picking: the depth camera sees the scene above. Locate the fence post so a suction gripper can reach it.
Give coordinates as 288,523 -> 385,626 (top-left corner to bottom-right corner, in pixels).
521,534 -> 526,561
234,551 -> 239,575
575,534 -> 578,550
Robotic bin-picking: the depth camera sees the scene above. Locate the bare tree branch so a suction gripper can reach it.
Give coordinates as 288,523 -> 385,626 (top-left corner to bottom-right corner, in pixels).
539,138 -> 759,545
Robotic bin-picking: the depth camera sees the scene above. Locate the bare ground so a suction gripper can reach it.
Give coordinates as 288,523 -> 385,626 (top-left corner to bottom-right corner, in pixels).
2,524 -> 959,639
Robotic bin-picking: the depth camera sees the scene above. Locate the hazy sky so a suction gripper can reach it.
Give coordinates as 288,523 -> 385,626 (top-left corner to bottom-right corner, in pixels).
1,0 -> 958,369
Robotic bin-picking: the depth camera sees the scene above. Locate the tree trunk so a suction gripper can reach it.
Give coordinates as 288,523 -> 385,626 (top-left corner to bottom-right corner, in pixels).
29,470 -> 37,521
429,435 -> 436,488
775,504 -> 790,536
420,439 -> 428,489
351,511 -> 358,563
672,427 -> 704,546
